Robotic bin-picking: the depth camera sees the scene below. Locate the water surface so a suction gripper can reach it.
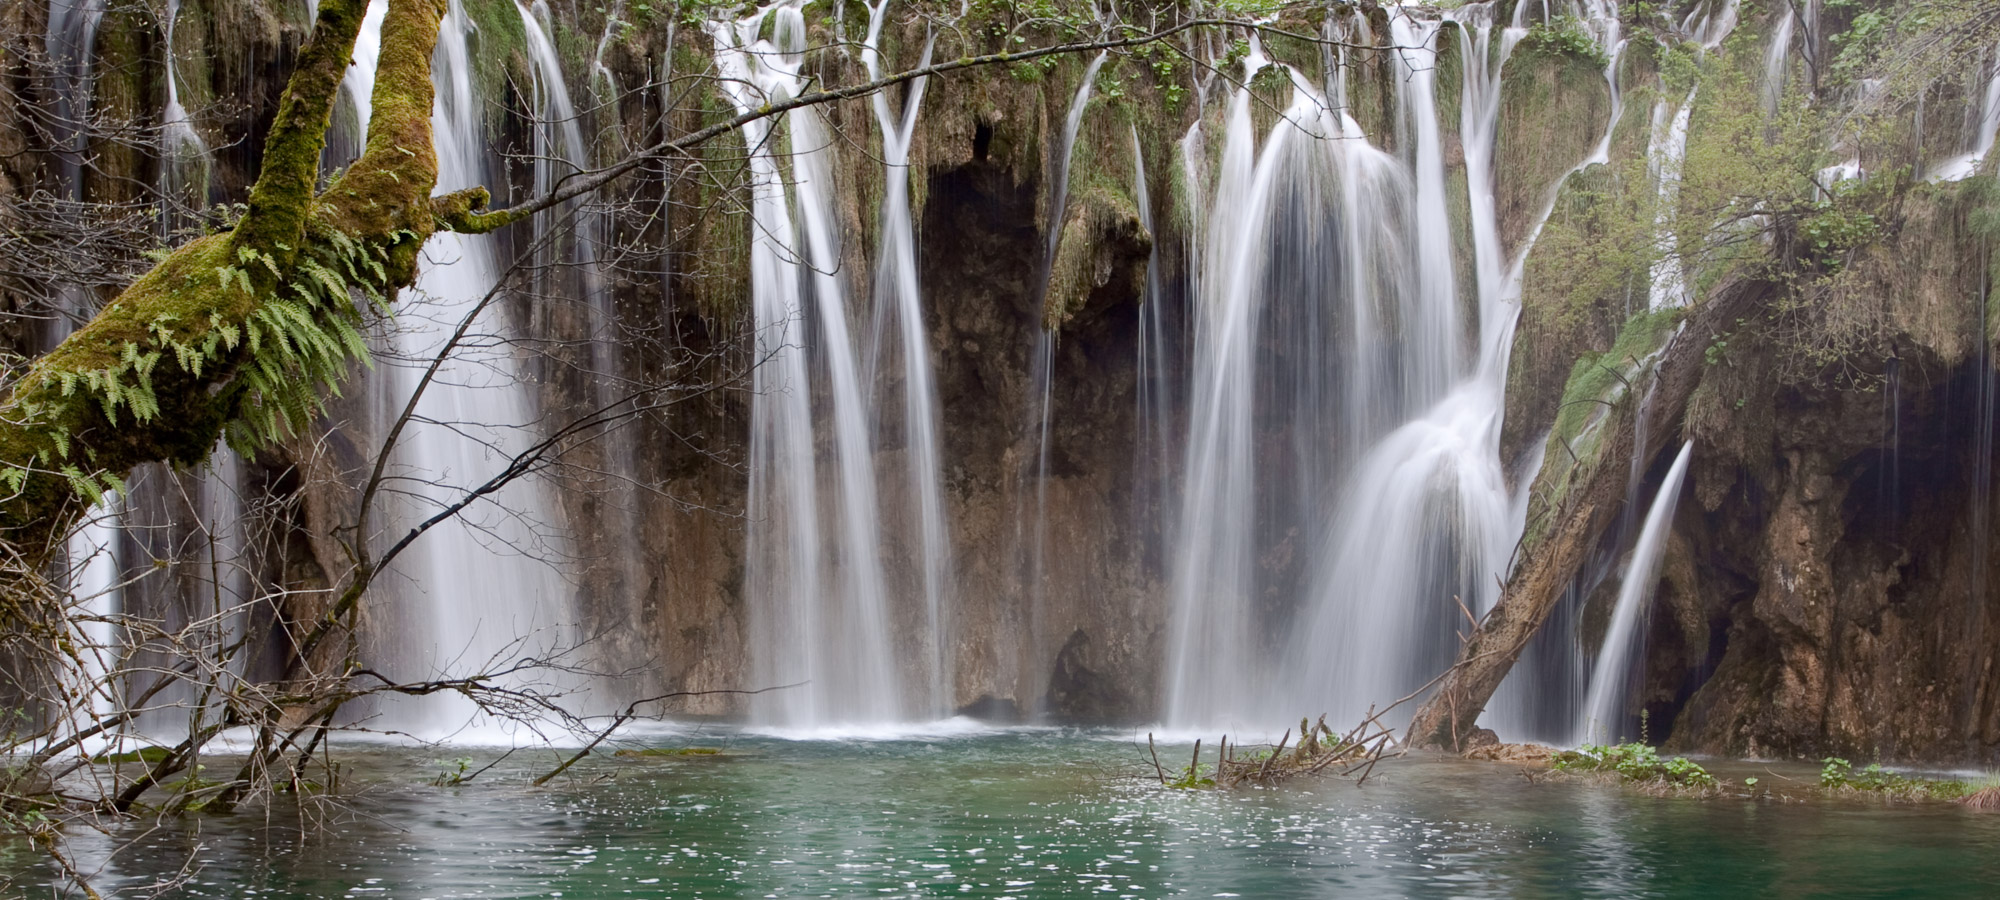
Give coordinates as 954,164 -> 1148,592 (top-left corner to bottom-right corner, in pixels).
13,727 -> 2000,898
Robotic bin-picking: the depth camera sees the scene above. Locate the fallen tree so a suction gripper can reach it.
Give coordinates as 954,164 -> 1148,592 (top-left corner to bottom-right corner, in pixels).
1406,275 -> 1776,751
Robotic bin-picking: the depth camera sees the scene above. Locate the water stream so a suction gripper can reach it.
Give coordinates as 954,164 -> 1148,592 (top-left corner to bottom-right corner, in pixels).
715,2 -> 904,727
362,0 -> 582,736
862,0 -> 952,716
1574,441 -> 1695,745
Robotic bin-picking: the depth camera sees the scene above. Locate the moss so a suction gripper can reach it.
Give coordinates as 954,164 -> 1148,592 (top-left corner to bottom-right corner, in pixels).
233,0 -> 368,270
1819,757 -> 1978,802
92,746 -> 174,765
462,0 -> 535,124
1495,33 -> 1614,254
1550,308 -> 1683,452
0,0 -> 447,566
1044,182 -> 1146,330
1518,306 -> 1683,555
1514,15 -> 1611,70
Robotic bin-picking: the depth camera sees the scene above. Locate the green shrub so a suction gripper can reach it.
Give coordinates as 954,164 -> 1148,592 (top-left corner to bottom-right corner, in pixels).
1552,742 -> 1717,787
1518,16 -> 1610,69
1820,757 -> 1972,800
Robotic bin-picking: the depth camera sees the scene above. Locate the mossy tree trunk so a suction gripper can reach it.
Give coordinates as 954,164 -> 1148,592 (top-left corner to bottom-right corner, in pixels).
0,0 -> 483,571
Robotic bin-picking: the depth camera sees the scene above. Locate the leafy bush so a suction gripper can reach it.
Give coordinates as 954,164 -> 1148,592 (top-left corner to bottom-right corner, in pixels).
1518,16 -> 1610,68
1552,742 -> 1718,787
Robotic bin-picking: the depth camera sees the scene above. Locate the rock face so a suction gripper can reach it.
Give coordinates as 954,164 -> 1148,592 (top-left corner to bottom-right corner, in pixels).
1652,350 -> 2000,763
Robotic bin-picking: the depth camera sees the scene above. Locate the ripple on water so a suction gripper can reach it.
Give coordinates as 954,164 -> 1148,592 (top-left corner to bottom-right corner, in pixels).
20,729 -> 2000,898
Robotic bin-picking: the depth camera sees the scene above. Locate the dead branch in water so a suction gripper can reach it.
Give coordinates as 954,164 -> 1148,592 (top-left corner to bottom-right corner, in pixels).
1150,710 -> 1405,790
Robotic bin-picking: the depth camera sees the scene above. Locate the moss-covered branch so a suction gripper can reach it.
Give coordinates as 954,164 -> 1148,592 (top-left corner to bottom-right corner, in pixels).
0,0 -> 448,566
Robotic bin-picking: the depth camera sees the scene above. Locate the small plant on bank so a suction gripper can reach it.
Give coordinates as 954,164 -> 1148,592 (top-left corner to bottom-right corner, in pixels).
1552,742 -> 1718,788
1819,757 -> 1972,801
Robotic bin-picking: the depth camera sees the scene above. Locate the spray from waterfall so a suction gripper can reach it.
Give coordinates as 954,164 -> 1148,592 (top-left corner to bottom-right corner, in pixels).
1574,441 -> 1694,745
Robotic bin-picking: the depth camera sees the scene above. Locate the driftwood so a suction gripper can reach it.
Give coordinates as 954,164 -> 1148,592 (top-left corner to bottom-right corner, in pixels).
1149,711 -> 1403,790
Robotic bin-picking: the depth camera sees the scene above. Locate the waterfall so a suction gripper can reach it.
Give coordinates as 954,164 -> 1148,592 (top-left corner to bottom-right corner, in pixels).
158,0 -> 210,224
1044,51 -> 1110,279
1281,8 -> 1523,729
518,0 -> 609,352
1646,90 -> 1698,311
1931,46 -> 2000,183
1761,2 -> 1796,113
861,0 -> 952,716
1162,1 -> 1634,734
715,3 -> 903,727
1573,441 -> 1694,745
43,0 -> 107,222
1009,45 -> 1110,716
1131,124 -> 1174,569
42,0 -> 122,746
1163,44 -> 1284,728
356,0 -> 580,737
1682,0 -> 1741,51
63,499 -> 123,734
1164,34 -> 1451,727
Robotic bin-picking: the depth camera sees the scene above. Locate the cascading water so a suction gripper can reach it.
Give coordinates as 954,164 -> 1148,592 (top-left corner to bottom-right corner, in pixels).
62,500 -> 123,731
355,0 -> 580,736
1131,124 -> 1175,564
1044,51 -> 1110,281
43,0 -> 107,219
1573,441 -> 1694,745
1165,29 -> 1462,728
518,0 -> 610,357
42,0 -> 125,746
861,0 -> 952,716
158,0 -> 210,222
1761,2 -> 1796,113
1646,90 -> 1698,311
1164,2 -> 1630,734
715,3 -> 906,727
1931,45 -> 2000,183
1013,45 -> 1109,714
1682,0 -> 1741,51
1281,12 -> 1519,729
